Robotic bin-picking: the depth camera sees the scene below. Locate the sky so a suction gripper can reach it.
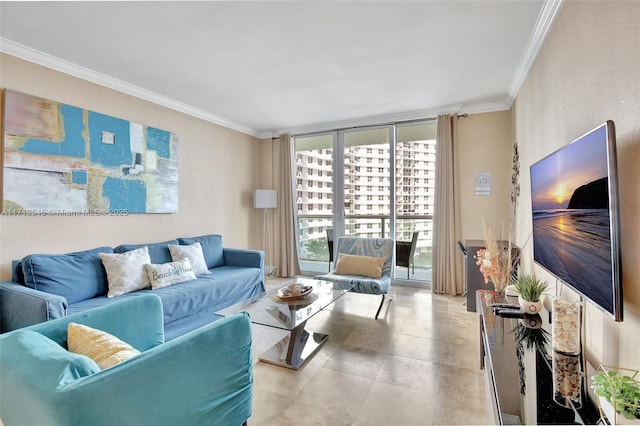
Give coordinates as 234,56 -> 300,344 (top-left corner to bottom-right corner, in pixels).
530,124 -> 610,211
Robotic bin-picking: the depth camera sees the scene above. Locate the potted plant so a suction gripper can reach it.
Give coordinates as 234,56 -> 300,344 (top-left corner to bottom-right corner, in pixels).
511,274 -> 548,314
592,366 -> 640,423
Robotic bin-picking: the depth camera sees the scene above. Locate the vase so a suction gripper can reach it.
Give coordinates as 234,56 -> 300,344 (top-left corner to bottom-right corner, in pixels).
518,295 -> 542,314
552,297 -> 582,355
552,351 -> 582,409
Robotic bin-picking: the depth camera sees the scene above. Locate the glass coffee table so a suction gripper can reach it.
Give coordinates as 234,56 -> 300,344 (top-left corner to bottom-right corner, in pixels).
216,277 -> 349,370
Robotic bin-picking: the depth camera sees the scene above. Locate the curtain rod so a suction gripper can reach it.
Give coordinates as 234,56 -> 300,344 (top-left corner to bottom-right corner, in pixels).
291,117 -> 437,138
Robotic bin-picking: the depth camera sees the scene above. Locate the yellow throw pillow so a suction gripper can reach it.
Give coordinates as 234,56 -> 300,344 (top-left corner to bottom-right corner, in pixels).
67,323 -> 140,370
335,254 -> 384,278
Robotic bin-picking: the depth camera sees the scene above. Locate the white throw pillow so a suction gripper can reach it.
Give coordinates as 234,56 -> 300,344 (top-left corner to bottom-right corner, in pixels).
168,243 -> 211,275
144,258 -> 197,290
100,246 -> 152,297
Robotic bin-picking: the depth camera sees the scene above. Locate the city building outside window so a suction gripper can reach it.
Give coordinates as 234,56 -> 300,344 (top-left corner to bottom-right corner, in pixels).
292,120 -> 436,283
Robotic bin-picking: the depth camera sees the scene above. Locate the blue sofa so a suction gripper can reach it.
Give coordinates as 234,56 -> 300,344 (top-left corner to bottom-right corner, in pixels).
0,294 -> 253,426
0,234 -> 265,340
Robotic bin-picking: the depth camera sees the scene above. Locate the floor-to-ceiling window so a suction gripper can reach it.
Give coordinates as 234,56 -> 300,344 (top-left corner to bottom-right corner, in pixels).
343,127 -> 392,239
294,133 -> 335,269
294,119 -> 436,286
394,122 -> 436,283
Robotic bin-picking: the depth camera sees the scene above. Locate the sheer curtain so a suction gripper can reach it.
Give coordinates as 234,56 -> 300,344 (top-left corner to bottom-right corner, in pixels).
273,134 -> 300,277
432,115 -> 463,295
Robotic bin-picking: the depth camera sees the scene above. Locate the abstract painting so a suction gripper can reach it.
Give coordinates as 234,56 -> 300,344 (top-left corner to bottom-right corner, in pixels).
2,89 -> 178,214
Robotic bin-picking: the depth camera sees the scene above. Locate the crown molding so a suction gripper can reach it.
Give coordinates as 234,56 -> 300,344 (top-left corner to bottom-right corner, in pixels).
459,99 -> 512,115
0,37 -> 261,138
507,0 -> 564,106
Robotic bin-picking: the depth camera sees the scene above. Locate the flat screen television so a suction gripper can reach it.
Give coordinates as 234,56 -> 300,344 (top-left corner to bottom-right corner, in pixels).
530,121 -> 623,321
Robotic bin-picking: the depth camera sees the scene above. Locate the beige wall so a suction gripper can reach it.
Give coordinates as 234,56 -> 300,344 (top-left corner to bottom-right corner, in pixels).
457,110 -> 514,241
0,54 -> 264,280
514,0 -> 640,368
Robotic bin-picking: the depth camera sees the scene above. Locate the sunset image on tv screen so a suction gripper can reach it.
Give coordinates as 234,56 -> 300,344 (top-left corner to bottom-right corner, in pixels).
530,124 -> 613,313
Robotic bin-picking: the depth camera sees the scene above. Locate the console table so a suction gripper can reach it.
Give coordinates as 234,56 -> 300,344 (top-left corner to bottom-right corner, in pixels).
477,290 -> 601,425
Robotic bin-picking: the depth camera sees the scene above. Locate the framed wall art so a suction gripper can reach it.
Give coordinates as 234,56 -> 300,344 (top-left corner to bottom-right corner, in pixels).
2,89 -> 178,214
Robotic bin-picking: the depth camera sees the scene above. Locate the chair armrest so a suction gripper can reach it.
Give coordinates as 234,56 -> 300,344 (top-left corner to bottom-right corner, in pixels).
61,312 -> 253,426
27,294 -> 164,351
223,247 -> 264,269
0,281 -> 67,333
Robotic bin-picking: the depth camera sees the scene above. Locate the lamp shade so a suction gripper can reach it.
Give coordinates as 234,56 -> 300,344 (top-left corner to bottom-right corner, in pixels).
254,189 -> 277,209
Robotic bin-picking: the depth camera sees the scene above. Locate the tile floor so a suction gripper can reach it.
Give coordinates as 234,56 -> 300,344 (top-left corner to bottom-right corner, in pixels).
249,279 -> 491,425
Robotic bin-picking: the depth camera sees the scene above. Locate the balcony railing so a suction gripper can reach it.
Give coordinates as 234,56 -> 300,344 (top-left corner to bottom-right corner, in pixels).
296,214 -> 433,281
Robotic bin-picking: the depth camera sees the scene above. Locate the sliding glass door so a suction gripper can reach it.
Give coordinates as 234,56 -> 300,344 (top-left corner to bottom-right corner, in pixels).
394,122 -> 436,283
342,127 -> 393,239
294,120 -> 436,286
294,133 -> 335,271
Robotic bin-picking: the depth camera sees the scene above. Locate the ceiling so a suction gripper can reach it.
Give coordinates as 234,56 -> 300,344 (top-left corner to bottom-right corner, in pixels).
0,1 -> 561,138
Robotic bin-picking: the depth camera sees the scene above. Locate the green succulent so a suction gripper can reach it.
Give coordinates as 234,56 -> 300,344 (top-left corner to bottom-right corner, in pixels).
511,274 -> 548,302
592,369 -> 640,420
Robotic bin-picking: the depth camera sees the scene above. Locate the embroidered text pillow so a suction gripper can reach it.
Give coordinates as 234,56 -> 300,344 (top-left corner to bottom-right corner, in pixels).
144,258 -> 197,290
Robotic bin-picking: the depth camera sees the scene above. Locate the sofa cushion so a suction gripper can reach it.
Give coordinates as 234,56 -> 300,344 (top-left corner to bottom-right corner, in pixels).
178,234 -> 224,269
65,266 -> 265,341
144,258 -> 197,290
100,247 -> 152,297
1,330 -> 100,385
169,243 -> 210,276
152,266 -> 263,324
22,247 -> 114,303
69,266 -> 261,325
67,322 -> 141,370
114,239 -> 179,264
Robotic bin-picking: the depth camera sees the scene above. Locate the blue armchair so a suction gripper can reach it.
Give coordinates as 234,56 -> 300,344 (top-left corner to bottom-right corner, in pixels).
315,237 -> 394,319
0,294 -> 253,426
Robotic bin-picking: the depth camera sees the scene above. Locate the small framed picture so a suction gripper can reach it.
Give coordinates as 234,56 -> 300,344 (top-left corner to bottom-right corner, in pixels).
101,131 -> 115,145
475,173 -> 492,196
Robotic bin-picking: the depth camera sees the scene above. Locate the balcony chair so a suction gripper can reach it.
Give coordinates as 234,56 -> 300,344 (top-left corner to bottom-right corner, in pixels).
315,237 -> 394,320
396,231 -> 420,279
326,229 -> 334,272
